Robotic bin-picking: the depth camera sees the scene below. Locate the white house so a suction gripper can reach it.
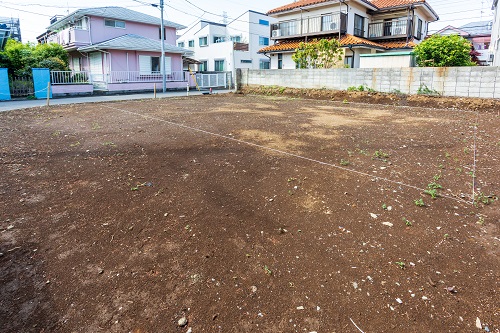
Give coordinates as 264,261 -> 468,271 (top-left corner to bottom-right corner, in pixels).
435,21 -> 493,66
258,0 -> 439,69
176,10 -> 276,75
491,0 -> 500,66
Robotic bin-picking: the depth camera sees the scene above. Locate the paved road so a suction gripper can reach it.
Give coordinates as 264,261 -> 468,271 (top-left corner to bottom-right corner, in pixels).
0,89 -> 232,112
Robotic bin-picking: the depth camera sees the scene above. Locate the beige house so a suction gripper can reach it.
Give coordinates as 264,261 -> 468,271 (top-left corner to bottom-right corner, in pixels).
258,0 -> 439,68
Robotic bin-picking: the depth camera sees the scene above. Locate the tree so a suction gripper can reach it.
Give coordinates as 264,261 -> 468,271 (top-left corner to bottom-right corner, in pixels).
0,39 -> 69,76
413,34 -> 476,67
292,38 -> 344,69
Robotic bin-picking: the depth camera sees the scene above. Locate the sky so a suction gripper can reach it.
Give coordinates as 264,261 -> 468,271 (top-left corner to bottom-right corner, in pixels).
0,0 -> 495,43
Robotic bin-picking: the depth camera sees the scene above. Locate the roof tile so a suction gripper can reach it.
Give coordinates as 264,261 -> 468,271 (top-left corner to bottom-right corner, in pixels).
258,34 -> 415,53
268,0 -> 426,14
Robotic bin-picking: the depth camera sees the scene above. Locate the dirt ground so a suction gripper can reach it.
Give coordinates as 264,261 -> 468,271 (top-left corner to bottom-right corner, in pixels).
0,92 -> 498,333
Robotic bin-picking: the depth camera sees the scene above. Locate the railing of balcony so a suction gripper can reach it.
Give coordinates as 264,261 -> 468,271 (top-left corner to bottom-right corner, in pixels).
368,19 -> 410,39
107,71 -> 187,83
271,12 -> 347,39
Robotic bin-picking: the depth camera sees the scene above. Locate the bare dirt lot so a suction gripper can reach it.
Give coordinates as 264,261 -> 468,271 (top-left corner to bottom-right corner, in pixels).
1,93 -> 499,333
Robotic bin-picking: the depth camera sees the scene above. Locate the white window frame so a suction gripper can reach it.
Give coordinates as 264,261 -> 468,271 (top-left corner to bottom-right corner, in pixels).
104,19 -> 126,29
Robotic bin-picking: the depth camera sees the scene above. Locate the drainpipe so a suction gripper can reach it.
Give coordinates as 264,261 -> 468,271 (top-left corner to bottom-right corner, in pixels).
348,44 -> 355,68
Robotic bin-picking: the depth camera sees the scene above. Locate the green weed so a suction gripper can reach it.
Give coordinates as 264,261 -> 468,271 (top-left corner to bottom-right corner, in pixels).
414,198 -> 425,207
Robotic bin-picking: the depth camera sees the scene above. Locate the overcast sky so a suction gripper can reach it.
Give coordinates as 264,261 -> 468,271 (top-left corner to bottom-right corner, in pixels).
0,0 -> 495,43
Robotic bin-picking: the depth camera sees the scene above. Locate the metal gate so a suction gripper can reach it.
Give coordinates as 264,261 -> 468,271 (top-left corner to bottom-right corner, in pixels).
9,75 -> 34,97
195,72 -> 230,88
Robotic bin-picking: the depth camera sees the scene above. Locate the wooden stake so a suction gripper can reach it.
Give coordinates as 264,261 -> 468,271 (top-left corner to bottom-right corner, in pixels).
154,83 -> 157,98
46,82 -> 51,106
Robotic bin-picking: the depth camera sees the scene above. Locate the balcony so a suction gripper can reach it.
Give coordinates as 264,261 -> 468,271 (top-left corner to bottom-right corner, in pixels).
47,27 -> 90,49
368,19 -> 410,40
270,12 -> 347,40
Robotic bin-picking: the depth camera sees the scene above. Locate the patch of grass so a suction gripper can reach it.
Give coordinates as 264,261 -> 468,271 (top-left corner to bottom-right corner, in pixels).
463,147 -> 469,154
52,131 -> 61,137
342,99 -> 349,104
402,217 -> 413,226
414,198 -> 425,207
382,203 -> 387,210
474,192 -> 497,206
264,265 -> 273,276
424,188 -> 439,199
417,84 -> 440,96
373,150 -> 390,161
70,141 -> 80,147
102,141 -> 116,147
433,174 -> 441,181
92,122 -> 101,130
340,159 -> 350,166
395,261 -> 406,269
445,152 -> 451,158
427,182 -> 442,190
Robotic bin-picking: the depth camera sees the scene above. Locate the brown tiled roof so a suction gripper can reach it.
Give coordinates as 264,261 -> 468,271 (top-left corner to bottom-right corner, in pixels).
268,0 -> 333,15
378,39 -> 416,48
370,0 -> 425,9
258,35 -> 416,53
267,0 -> 425,14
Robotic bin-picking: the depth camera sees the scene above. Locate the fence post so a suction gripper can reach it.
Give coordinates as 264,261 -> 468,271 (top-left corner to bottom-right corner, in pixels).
32,68 -> 52,99
0,68 -> 11,101
46,82 -> 51,106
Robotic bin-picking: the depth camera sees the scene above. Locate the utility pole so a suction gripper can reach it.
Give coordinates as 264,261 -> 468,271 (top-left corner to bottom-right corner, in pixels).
160,0 -> 166,93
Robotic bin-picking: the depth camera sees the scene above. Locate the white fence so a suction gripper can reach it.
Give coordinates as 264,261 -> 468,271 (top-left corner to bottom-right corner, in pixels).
238,67 -> 500,98
107,71 -> 187,83
195,72 -> 230,88
51,71 -> 90,84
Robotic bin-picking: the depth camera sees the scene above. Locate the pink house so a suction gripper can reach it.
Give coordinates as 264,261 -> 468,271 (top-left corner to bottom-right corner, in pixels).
38,7 -> 194,91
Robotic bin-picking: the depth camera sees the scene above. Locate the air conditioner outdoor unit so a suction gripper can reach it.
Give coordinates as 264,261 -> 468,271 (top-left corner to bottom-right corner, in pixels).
272,29 -> 281,37
330,22 -> 337,30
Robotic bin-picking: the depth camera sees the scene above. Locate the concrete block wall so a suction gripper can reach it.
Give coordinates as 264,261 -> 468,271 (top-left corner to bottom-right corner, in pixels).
238,67 -> 500,98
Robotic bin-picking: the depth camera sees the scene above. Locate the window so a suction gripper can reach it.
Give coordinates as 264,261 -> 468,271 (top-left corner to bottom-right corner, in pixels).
354,14 -> 365,37
259,19 -> 269,26
277,53 -> 283,69
241,59 -> 252,64
344,56 -> 353,68
178,41 -> 185,47
214,59 -> 225,71
104,19 -> 125,29
230,35 -> 241,42
139,55 -> 171,74
72,57 -> 81,71
199,60 -> 207,72
416,19 -> 423,40
199,36 -> 208,46
188,40 -> 194,47
259,36 -> 269,46
213,36 -> 226,43
259,59 -> 270,69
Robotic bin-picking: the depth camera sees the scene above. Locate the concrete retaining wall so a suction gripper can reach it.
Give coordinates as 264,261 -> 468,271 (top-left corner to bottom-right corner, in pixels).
237,67 -> 500,98
52,84 -> 93,96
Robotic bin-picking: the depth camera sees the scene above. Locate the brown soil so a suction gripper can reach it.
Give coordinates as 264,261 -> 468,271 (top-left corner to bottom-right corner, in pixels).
1,93 -> 499,333
241,86 -> 500,113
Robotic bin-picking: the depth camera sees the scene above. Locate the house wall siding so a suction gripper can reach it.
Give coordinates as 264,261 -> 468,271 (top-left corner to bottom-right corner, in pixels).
89,16 -> 176,44
238,67 -> 500,98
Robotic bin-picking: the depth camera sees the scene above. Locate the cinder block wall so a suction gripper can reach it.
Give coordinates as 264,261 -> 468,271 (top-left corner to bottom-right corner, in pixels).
237,67 -> 500,98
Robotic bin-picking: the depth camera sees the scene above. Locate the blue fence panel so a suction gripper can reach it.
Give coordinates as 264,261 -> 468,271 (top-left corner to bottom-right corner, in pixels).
0,68 -> 10,100
32,68 -> 52,99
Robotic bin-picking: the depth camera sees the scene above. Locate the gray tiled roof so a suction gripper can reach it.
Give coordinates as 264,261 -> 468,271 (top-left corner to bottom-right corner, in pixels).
77,34 -> 193,54
459,21 -> 493,37
47,6 -> 186,31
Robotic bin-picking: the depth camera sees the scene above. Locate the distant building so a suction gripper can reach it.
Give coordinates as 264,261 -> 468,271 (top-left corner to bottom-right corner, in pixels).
0,17 -> 22,50
491,0 -> 500,66
176,10 -> 276,76
258,0 -> 439,69
36,7 -> 192,91
435,21 -> 493,66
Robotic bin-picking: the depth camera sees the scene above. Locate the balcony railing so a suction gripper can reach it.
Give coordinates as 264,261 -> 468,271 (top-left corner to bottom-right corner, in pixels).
107,71 -> 188,84
47,27 -> 90,47
271,12 -> 347,40
51,71 -> 90,84
368,19 -> 410,40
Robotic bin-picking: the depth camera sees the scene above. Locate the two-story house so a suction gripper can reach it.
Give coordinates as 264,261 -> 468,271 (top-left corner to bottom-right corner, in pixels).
177,11 -> 276,77
435,21 -> 493,66
37,7 -> 192,91
258,0 -> 439,69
